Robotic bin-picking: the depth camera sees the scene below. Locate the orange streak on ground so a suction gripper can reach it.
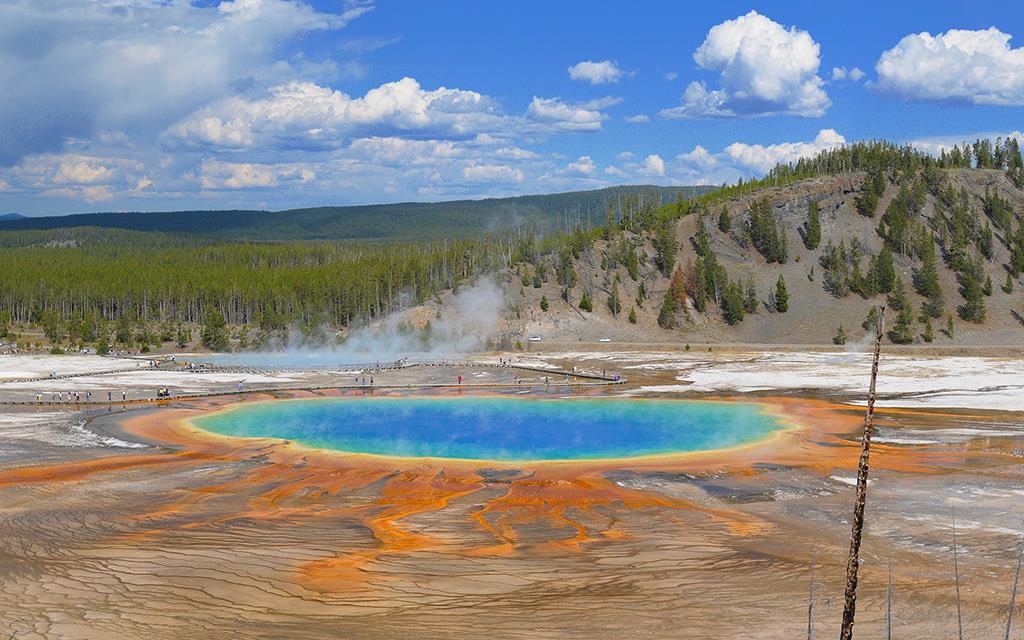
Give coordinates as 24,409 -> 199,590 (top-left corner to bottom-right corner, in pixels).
0,391 -> 996,595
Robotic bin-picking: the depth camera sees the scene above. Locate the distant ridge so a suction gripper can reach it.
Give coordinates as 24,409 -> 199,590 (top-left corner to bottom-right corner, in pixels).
0,213 -> 24,221
0,185 -> 715,242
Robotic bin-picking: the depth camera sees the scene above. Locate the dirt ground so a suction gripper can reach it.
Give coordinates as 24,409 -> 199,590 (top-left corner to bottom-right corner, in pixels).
0,352 -> 1021,639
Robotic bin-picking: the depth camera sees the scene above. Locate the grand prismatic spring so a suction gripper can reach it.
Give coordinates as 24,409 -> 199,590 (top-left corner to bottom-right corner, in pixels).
191,397 -> 789,461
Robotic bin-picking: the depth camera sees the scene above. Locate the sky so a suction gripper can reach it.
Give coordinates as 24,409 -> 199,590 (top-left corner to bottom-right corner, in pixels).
1,0 -> 1023,216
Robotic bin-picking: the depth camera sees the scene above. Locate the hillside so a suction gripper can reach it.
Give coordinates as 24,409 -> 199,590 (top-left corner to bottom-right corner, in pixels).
3,139 -> 1024,350
500,165 -> 1024,347
0,185 -> 713,243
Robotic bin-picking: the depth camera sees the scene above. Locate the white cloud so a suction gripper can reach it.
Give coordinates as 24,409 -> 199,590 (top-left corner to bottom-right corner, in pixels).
643,154 -> 665,176
526,96 -> 617,131
567,60 -> 629,84
665,71 -> 678,81
462,164 -> 524,183
602,130 -> 848,187
169,78 -> 502,149
42,185 -> 114,203
676,145 -> 718,171
876,27 -> 1024,105
566,156 -> 597,175
832,66 -> 865,82
661,10 -> 829,118
723,129 -> 846,174
625,114 -> 651,123
0,0 -> 366,166
53,160 -> 114,185
347,137 -> 461,165
907,131 -> 1024,156
199,159 -> 314,190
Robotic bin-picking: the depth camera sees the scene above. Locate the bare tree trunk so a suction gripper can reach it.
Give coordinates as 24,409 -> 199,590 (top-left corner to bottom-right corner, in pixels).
839,305 -> 885,640
886,562 -> 893,640
807,560 -> 817,640
1006,525 -> 1024,640
952,506 -> 964,640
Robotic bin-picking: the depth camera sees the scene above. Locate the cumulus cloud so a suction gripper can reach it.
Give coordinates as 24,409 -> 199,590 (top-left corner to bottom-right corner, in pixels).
723,128 -> 846,174
462,164 -> 524,183
643,154 -> 665,176
876,27 -> 1024,105
567,60 -> 630,84
199,159 -> 315,190
831,66 -> 865,82
661,10 -> 829,118
526,96 -> 619,131
624,114 -> 651,123
907,131 -> 1024,156
0,0 -> 365,166
566,156 -> 597,175
676,145 -> 718,171
168,78 -> 501,149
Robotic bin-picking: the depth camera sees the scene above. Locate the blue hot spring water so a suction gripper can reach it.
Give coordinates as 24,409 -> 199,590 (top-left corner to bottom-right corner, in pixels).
192,397 -> 788,462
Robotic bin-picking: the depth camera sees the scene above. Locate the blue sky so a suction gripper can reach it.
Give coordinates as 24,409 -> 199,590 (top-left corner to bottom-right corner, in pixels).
1,0 -> 1022,215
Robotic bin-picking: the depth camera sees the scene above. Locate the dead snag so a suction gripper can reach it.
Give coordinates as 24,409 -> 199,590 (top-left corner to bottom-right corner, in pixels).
839,305 -> 884,640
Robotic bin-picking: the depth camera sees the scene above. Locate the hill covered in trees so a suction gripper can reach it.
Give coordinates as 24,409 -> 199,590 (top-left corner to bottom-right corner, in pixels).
2,138 -> 1023,352
506,138 -> 1024,347
0,185 -> 712,243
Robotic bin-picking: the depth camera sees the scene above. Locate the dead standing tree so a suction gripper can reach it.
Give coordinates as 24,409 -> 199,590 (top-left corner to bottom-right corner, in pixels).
1005,523 -> 1023,640
839,305 -> 884,640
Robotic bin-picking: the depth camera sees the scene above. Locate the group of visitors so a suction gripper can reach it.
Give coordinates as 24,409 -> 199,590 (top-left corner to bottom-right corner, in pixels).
35,390 -> 127,404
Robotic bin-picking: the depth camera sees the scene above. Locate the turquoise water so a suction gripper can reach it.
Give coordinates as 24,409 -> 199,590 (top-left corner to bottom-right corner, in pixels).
192,397 -> 787,461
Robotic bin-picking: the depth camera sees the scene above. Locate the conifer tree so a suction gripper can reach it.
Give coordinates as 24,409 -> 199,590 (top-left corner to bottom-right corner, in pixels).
957,264 -> 986,322
868,246 -> 896,294
607,283 -> 621,316
862,306 -> 879,331
657,290 -> 676,329
774,275 -> 789,312
888,304 -> 915,344
695,216 -> 711,258
628,307 -> 637,324
886,276 -> 910,312
914,235 -> 945,318
833,325 -> 848,345
721,280 -> 745,325
201,308 -> 229,352
718,207 -> 732,233
803,200 -> 821,250
578,290 -> 593,312
1003,272 -> 1015,294
743,278 -> 758,313
540,295 -> 549,312
175,325 -> 191,349
946,314 -> 956,339
652,219 -> 678,276
923,316 -> 934,343
95,335 -> 110,356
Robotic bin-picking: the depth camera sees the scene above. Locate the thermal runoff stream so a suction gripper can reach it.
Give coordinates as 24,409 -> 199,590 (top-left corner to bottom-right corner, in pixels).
191,397 -> 789,461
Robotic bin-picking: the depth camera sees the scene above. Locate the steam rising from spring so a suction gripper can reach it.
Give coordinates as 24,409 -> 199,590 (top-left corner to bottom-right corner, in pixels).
338,277 -> 506,360
212,277 -> 507,366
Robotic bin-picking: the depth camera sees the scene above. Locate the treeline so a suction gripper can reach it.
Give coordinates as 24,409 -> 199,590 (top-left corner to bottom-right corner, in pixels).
0,238 -> 510,330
